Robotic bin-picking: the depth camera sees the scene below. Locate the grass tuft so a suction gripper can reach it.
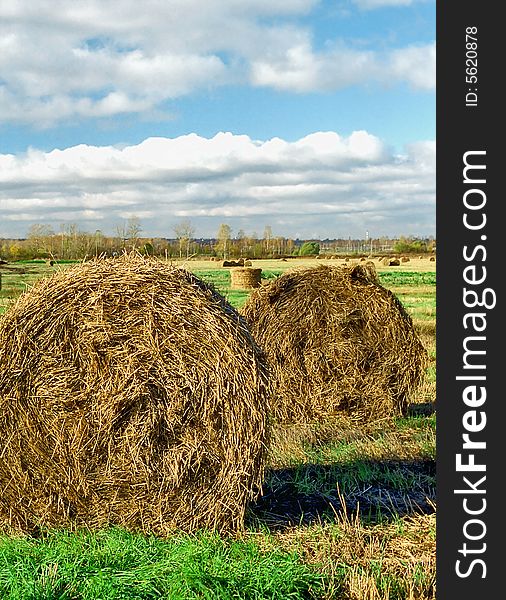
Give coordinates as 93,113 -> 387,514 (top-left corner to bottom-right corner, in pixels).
0,528 -> 325,600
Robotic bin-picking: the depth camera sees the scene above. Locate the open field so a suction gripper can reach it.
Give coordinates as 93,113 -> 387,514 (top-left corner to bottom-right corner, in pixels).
0,257 -> 436,599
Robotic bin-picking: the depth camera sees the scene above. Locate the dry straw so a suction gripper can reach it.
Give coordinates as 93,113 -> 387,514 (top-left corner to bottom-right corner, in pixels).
230,267 -> 262,290
0,253 -> 269,537
241,264 -> 427,424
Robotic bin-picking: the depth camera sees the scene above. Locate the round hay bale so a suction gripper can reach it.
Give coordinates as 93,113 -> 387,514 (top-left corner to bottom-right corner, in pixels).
381,257 -> 390,266
230,267 -> 262,290
401,256 -> 410,263
430,256 -> 435,261
0,254 -> 269,536
349,261 -> 379,284
388,258 -> 401,266
241,265 -> 427,424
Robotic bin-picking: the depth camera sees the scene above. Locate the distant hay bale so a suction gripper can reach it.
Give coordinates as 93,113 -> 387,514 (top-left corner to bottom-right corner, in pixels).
430,256 -> 435,261
241,264 -> 427,424
401,256 -> 410,263
244,260 -> 252,267
388,258 -> 401,266
230,267 -> 262,290
349,261 -> 379,284
222,259 -> 245,267
0,253 -> 269,537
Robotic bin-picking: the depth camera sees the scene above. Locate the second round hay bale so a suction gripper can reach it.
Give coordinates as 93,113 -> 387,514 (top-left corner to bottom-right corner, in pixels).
349,260 -> 379,284
230,267 -> 262,289
382,257 -> 400,266
0,254 -> 269,537
241,264 -> 427,423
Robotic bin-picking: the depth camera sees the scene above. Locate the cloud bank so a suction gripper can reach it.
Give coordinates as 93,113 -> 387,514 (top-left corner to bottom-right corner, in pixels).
0,131 -> 435,239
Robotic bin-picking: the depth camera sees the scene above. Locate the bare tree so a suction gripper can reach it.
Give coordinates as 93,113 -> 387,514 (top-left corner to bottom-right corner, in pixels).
263,225 -> 273,255
114,217 -> 141,251
236,229 -> 246,256
27,224 -> 55,257
126,216 -> 142,249
216,223 -> 232,259
173,219 -> 195,259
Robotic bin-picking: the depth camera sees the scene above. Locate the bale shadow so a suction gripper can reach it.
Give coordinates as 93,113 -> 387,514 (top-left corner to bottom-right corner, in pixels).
247,459 -> 435,530
407,402 -> 435,417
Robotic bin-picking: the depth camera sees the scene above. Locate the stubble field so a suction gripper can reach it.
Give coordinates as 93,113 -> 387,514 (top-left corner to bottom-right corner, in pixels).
0,256 -> 436,599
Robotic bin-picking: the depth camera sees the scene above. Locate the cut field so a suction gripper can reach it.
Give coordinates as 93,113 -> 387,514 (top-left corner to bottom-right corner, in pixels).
0,257 -> 436,599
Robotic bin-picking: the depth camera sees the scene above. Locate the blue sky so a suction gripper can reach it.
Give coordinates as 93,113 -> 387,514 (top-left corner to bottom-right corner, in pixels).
0,0 -> 435,240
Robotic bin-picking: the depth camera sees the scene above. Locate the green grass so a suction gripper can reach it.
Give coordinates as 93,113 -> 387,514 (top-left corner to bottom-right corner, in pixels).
0,528 -> 324,600
378,272 -> 436,287
192,269 -> 283,310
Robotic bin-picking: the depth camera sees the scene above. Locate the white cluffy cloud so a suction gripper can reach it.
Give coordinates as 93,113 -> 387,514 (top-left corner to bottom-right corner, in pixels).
0,131 -> 435,238
0,0 -> 435,126
251,41 -> 435,92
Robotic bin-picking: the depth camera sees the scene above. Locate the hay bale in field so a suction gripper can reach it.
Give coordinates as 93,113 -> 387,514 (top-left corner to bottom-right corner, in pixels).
230,267 -> 262,290
350,261 -> 379,284
401,256 -> 410,263
241,264 -> 427,424
222,259 -> 243,267
0,253 -> 269,537
430,256 -> 435,261
244,260 -> 252,267
388,258 -> 401,266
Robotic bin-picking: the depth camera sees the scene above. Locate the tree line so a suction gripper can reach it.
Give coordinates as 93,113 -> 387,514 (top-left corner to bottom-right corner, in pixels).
0,218 -> 435,262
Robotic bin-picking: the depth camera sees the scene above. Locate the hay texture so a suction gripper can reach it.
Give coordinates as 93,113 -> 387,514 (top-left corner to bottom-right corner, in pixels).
349,261 -> 379,284
0,254 -> 269,536
241,264 -> 427,424
230,267 -> 262,290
